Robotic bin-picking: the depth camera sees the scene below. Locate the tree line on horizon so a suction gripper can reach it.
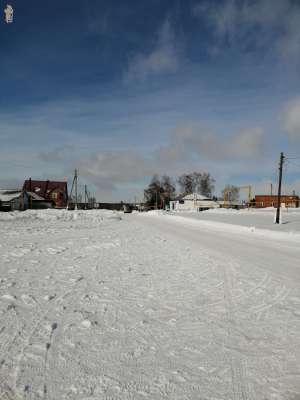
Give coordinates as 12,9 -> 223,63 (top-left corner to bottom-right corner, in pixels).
144,172 -> 241,208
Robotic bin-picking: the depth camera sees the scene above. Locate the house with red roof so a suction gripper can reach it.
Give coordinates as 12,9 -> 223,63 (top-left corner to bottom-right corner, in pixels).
23,179 -> 68,208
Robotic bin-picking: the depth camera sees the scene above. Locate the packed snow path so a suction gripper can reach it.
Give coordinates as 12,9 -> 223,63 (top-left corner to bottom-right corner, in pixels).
0,210 -> 300,400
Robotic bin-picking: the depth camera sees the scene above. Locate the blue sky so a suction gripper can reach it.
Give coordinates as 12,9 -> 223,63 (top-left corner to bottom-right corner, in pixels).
1,0 -> 300,201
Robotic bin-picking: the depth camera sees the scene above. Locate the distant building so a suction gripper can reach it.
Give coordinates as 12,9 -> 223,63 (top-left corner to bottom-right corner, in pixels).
255,195 -> 299,208
170,193 -> 219,212
97,202 -> 125,211
0,189 -> 56,211
0,189 -> 28,211
23,180 -> 68,208
218,200 -> 245,210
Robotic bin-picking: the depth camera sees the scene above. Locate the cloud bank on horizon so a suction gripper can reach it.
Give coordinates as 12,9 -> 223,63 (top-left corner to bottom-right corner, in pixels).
1,0 -> 300,201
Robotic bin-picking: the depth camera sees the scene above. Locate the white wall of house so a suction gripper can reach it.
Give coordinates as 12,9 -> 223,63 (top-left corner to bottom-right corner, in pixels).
170,193 -> 219,212
0,190 -> 28,211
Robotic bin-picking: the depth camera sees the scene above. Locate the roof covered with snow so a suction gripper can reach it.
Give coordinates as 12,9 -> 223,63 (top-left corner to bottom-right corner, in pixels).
0,189 -> 22,202
26,191 -> 47,201
181,193 -> 212,201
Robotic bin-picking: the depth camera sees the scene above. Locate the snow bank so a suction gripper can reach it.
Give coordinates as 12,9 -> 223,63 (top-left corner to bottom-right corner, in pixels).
204,207 -> 300,216
144,210 -> 300,243
0,209 -> 122,223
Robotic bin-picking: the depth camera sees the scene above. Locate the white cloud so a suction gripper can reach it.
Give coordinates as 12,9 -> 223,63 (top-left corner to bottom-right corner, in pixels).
75,123 -> 266,197
78,150 -> 152,192
192,0 -> 300,60
165,124 -> 265,161
39,145 -> 75,162
282,97 -> 300,142
230,127 -> 265,159
126,19 -> 180,80
0,95 -> 270,200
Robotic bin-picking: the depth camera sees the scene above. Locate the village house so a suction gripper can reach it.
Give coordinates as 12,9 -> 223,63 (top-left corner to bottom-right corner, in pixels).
0,189 -> 56,211
0,189 -> 28,211
23,180 -> 68,208
170,193 -> 220,212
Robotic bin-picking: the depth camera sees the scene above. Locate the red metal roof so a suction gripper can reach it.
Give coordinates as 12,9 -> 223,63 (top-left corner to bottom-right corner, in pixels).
23,180 -> 68,207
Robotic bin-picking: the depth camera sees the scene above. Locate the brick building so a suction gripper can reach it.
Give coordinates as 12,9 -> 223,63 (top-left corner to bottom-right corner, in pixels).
255,195 -> 299,208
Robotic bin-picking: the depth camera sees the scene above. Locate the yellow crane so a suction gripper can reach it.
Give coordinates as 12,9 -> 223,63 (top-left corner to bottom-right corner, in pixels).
224,185 -> 252,208
239,185 -> 252,205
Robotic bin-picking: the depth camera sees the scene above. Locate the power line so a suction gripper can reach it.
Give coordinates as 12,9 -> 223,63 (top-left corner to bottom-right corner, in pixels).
285,156 -> 300,160
0,161 -> 34,169
285,159 -> 300,169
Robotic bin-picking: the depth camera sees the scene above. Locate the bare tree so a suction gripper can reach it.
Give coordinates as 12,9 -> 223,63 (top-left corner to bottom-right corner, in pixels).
144,175 -> 176,208
161,175 -> 176,206
199,172 -> 215,197
222,185 -> 240,203
144,175 -> 163,208
178,172 -> 215,197
177,173 -> 194,195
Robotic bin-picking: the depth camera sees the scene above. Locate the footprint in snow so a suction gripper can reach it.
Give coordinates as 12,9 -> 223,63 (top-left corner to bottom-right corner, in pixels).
2,294 -> 16,302
81,319 -> 92,329
172,371 -> 186,383
51,322 -> 58,331
21,294 -> 36,306
10,248 -> 31,257
85,242 -> 120,251
44,294 -> 56,302
47,247 -> 66,255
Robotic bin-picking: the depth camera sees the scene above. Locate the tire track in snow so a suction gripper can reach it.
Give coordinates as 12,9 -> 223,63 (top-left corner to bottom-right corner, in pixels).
8,273 -> 86,398
217,259 -> 252,400
41,277 -> 95,399
252,285 -> 291,319
2,211 -> 300,399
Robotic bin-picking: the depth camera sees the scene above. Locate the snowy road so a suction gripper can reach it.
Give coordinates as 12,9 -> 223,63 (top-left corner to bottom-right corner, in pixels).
0,210 -> 300,400
140,212 -> 300,282
174,208 -> 300,233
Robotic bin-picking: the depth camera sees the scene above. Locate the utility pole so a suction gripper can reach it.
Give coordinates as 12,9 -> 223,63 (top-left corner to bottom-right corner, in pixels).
275,152 -> 284,224
29,177 -> 32,209
67,169 -> 78,210
74,169 -> 78,210
271,183 -> 273,196
84,184 -> 87,210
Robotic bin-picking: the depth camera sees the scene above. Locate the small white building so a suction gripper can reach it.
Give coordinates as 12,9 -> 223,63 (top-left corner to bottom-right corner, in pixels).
0,189 -> 28,211
170,193 -> 219,212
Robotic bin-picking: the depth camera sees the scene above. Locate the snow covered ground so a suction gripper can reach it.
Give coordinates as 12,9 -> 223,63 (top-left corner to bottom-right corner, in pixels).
0,209 -> 300,399
170,207 -> 300,233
